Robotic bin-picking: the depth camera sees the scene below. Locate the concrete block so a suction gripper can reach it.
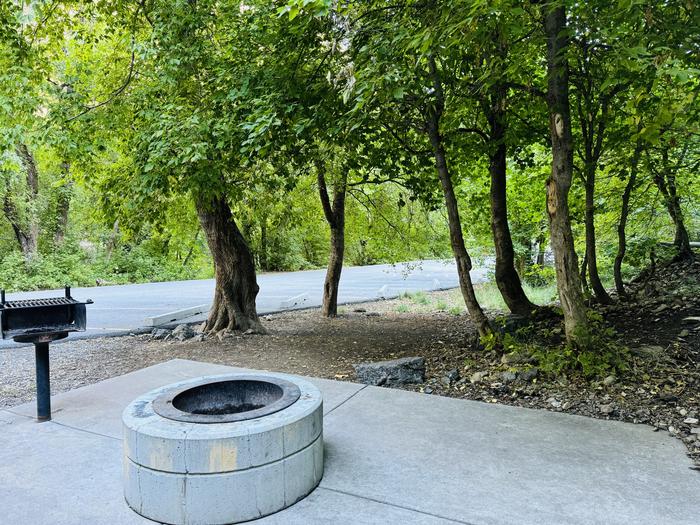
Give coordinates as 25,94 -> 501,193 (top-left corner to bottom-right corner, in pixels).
126,460 -> 185,524
145,304 -> 210,327
280,293 -> 310,309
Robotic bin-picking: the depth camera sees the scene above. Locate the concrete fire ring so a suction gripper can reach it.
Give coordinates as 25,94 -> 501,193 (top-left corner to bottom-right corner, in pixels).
122,373 -> 323,525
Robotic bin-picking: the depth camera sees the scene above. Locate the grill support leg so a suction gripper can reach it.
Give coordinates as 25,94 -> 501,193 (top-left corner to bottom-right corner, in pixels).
34,342 -> 51,421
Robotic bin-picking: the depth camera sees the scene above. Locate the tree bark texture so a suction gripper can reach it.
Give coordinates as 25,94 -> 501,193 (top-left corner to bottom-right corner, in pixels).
317,160 -> 347,317
583,166 -> 611,303
653,148 -> 692,259
614,138 -> 642,296
4,143 -> 40,259
484,81 -> 538,316
543,5 -> 590,344
427,56 -> 492,338
54,161 -> 72,245
196,195 -> 263,333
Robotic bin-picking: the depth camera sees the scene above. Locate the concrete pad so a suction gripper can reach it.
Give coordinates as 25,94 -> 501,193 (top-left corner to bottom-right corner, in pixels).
1,360 -> 698,525
259,487 -> 459,524
8,358 -> 364,438
322,385 -> 699,525
0,414 -> 143,525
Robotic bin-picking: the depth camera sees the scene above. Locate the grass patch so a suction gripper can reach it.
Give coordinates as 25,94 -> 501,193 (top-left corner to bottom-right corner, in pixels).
471,281 -> 558,311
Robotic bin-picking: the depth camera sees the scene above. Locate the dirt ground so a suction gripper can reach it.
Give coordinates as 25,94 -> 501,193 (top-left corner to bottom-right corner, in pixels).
1,256 -> 698,469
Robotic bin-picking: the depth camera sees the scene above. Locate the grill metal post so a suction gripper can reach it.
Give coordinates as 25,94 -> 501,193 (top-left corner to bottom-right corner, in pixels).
34,342 -> 51,421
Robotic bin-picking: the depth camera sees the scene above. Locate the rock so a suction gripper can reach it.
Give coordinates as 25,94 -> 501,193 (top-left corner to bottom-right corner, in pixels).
424,387 -> 433,394
630,345 -> 665,358
470,371 -> 489,384
441,369 -> 460,386
684,418 -> 699,425
354,357 -> 425,386
151,328 -> 170,340
217,329 -> 235,342
500,371 -> 518,384
603,375 -> 616,386
518,367 -> 539,382
658,392 -> 678,403
171,324 -> 195,341
195,322 -> 207,333
547,397 -> 561,408
190,333 -> 206,343
652,303 -> 669,314
690,427 -> 700,435
599,404 -> 614,415
678,329 -> 690,338
500,352 -> 532,365
682,316 -> 700,324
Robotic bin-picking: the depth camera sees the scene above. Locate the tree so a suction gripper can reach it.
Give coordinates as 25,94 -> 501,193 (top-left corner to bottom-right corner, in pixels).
541,1 -> 590,344
316,156 -> 347,316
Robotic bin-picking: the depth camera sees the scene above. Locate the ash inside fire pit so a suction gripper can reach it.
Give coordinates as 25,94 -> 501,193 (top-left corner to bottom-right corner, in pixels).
153,376 -> 301,423
173,380 -> 279,415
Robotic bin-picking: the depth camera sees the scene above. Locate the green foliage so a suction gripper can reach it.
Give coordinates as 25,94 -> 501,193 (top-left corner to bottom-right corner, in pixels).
519,313 -> 631,379
0,242 -> 210,292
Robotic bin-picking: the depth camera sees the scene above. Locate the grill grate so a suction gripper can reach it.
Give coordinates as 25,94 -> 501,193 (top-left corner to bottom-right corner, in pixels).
1,297 -> 79,309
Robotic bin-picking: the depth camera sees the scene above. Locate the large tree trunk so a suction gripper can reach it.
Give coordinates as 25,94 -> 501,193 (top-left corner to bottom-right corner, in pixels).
583,166 -> 611,303
196,195 -> 263,333
543,4 -> 590,344
614,138 -> 642,296
427,56 -> 493,338
317,161 -> 347,317
54,161 -> 72,246
485,82 -> 538,316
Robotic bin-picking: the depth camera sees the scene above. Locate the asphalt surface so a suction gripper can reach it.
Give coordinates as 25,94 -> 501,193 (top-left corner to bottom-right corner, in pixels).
0,259 -> 487,348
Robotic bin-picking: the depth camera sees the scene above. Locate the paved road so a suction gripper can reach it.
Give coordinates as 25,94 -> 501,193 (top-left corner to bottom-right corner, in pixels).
1,259 -> 488,347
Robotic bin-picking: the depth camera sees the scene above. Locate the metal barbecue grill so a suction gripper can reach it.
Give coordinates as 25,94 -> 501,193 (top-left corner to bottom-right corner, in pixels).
1,286 -> 92,421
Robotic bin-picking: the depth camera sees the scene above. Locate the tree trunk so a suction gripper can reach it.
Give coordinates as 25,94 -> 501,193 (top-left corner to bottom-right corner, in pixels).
614,138 -> 642,296
427,56 -> 492,338
580,248 -> 589,296
485,83 -> 538,316
9,143 -> 40,259
54,161 -> 72,246
653,149 -> 692,259
583,168 -> 611,303
196,195 -> 263,333
543,4 -> 590,344
317,161 -> 346,317
536,230 -> 546,266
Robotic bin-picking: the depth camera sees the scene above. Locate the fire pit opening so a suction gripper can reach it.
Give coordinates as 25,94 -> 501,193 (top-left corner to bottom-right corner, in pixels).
152,376 -> 302,423
173,379 -> 282,416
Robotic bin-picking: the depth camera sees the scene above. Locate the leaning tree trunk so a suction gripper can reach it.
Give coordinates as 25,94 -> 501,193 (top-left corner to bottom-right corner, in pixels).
583,167 -> 611,303
485,83 -> 538,316
317,161 -> 347,317
427,56 -> 493,338
543,4 -> 590,344
653,150 -> 692,260
614,138 -> 642,296
196,195 -> 263,333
